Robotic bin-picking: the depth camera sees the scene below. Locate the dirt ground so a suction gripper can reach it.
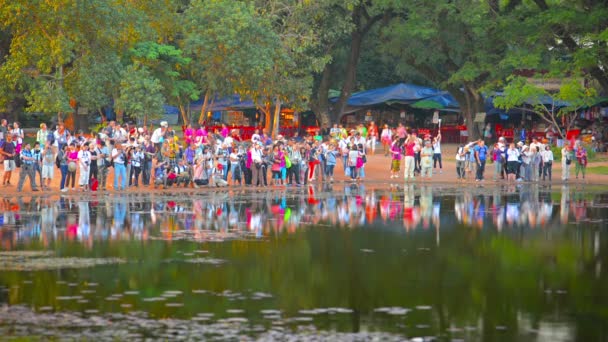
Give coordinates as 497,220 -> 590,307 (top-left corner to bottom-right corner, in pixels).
1,144 -> 607,196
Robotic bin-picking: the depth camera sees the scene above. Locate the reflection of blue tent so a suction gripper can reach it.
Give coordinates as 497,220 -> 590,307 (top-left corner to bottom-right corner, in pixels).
334,83 -> 444,107
189,94 -> 255,112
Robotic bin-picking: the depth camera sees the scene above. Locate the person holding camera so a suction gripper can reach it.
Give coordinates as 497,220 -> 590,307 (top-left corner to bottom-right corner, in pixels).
130,145 -> 144,187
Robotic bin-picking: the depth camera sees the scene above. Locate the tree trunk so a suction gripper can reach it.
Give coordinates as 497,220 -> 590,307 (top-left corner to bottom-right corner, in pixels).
333,29 -> 363,125
312,64 -> 332,128
272,97 -> 282,139
448,85 -> 484,141
197,91 -> 210,125
179,104 -> 188,126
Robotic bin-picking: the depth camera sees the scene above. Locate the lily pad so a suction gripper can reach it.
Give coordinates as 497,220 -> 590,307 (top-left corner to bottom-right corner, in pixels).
0,253 -> 126,271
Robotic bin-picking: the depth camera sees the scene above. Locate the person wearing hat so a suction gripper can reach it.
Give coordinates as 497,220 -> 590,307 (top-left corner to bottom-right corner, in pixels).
150,122 -> 167,157
16,143 -> 39,192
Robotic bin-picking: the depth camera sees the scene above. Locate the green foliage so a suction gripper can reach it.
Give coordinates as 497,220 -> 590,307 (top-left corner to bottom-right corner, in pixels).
494,76 -> 597,138
25,77 -> 72,114
115,64 -> 165,123
183,0 -> 279,97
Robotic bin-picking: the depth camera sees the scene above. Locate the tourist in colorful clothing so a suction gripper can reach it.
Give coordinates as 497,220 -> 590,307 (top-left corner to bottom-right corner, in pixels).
403,134 -> 416,181
389,136 -> 401,179
575,144 -> 587,179
17,143 -> 39,192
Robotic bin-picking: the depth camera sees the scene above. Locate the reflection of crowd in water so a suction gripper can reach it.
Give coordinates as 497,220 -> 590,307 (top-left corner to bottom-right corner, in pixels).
0,185 -> 444,248
454,185 -> 594,230
0,184 -> 600,249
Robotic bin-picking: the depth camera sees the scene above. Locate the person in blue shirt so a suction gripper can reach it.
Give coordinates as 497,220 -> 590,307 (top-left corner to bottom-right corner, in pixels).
474,139 -> 488,181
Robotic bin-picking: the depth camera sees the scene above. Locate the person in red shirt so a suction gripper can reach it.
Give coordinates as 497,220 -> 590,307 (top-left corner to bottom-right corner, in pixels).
403,134 -> 416,180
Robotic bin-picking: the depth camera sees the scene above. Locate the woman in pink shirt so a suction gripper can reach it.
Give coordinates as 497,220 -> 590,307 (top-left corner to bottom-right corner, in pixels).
220,124 -> 229,138
66,144 -> 79,191
184,124 -> 194,145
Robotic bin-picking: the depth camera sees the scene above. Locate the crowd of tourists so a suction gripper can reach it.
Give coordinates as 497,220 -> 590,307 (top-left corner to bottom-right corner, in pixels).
0,118 -> 594,192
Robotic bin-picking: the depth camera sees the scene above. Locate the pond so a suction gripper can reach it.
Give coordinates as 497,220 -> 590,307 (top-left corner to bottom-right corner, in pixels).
0,184 -> 606,341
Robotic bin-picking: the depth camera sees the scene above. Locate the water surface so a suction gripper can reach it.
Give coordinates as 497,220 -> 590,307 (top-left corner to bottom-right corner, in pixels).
0,184 -> 606,341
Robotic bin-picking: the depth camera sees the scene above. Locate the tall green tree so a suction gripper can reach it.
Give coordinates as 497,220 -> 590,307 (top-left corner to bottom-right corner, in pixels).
380,0 -> 513,139
130,41 -> 199,125
499,0 -> 608,94
115,64 -> 165,126
493,77 -> 597,139
182,0 -> 279,125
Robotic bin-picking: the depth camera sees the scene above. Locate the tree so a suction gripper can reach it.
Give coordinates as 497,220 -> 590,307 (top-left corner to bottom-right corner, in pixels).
500,0 -> 608,94
493,76 -> 597,140
182,0 -> 279,125
331,1 -> 395,124
130,41 -> 199,125
0,0 -> 154,127
115,64 -> 165,126
379,0 -> 514,139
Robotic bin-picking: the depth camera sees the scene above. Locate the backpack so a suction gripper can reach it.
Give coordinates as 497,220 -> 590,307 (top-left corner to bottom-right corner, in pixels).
55,154 -> 61,168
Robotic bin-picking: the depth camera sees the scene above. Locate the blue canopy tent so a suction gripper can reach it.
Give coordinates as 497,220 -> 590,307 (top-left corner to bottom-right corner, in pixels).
410,92 -> 460,111
332,83 -> 445,109
331,83 -> 459,114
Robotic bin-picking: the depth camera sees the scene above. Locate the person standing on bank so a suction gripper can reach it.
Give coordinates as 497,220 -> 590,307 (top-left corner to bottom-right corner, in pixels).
32,142 -> 43,187
403,134 -> 416,181
77,143 -> 91,191
112,142 -> 127,191
561,143 -> 572,181
474,139 -> 488,181
575,143 -> 587,179
432,132 -> 442,174
1,134 -> 16,186
455,143 -> 467,180
41,141 -> 55,190
58,145 -> 69,192
541,145 -> 553,181
368,121 -> 378,155
17,143 -> 39,192
0,133 -> 16,186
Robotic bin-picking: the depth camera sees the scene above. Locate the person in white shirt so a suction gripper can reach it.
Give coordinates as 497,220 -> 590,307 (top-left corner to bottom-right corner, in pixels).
381,124 -> 392,156
250,129 -> 261,144
432,132 -> 442,173
505,143 -> 520,182
250,142 -> 264,186
455,143 -> 467,180
541,145 -> 553,181
77,142 -> 91,191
